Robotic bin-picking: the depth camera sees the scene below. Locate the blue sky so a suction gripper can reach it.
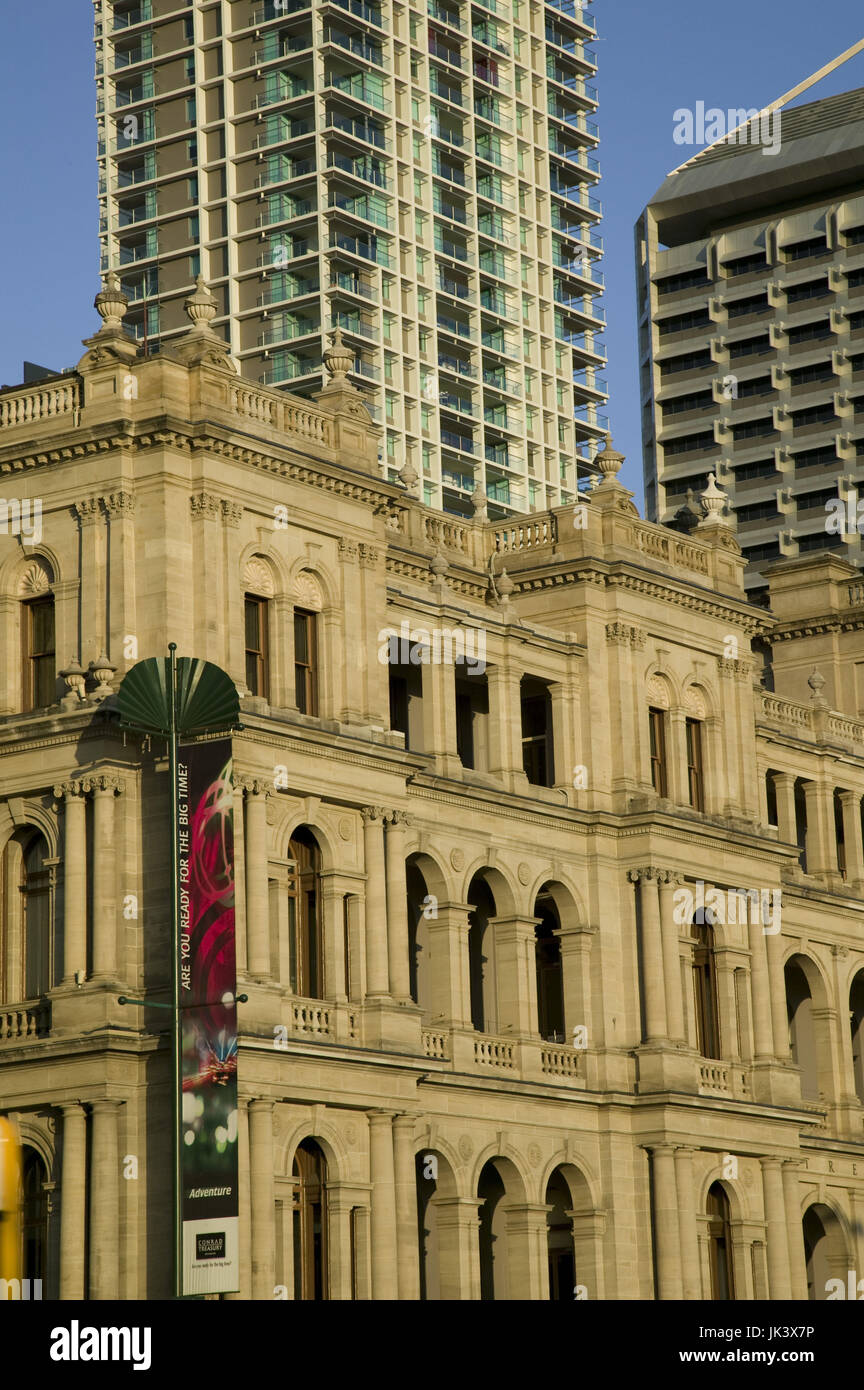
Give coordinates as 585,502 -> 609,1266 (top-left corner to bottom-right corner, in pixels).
1,0 -> 863,499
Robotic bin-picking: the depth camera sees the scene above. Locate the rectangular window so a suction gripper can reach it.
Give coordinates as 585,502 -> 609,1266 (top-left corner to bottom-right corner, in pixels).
686,718 -> 704,811
244,594 -> 269,698
521,681 -> 553,786
23,597 -> 55,710
294,609 -> 318,715
648,707 -> 667,797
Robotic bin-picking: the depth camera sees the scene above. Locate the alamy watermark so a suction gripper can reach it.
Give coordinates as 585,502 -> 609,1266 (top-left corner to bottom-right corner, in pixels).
0,497 -> 42,545
673,102 -> 781,157
673,879 -> 781,934
377,621 -> 486,675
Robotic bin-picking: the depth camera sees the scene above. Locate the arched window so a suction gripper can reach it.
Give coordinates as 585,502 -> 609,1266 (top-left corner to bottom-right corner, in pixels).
22,594 -> 55,711
546,1169 -> 575,1300
294,609 -> 318,715
648,707 -> 668,797
692,911 -> 720,1059
786,959 -> 819,1100
292,1139 -> 328,1300
287,830 -> 323,999
850,972 -> 864,1106
467,877 -> 497,1033
706,1182 -> 734,1300
22,1147 -> 48,1286
685,718 -> 704,811
244,592 -> 270,698
406,862 -> 431,1011
23,837 -> 52,999
534,892 -> 564,1042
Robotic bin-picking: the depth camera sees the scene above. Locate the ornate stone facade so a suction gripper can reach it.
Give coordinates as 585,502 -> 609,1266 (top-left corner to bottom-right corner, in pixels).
1,292 -> 864,1301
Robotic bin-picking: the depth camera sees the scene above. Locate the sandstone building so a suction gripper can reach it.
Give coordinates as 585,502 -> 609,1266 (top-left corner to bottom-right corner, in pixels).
1,278 -> 863,1300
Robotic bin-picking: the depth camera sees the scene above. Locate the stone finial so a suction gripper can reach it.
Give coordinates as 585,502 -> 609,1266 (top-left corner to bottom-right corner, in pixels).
323,327 -> 353,383
697,472 -> 730,528
429,550 -> 448,580
471,484 -> 489,522
496,566 -> 514,599
184,274 -> 219,333
399,459 -> 420,494
89,651 -> 118,701
593,432 -> 625,485
79,271 -> 140,368
60,658 -> 87,709
808,667 -> 827,707
94,271 -> 129,331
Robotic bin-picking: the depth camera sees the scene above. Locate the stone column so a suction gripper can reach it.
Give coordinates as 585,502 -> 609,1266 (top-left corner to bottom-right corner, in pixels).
369,1110 -> 398,1299
426,902 -> 472,1026
761,1156 -> 791,1298
74,497 -> 107,663
486,663 -> 523,782
384,811 -> 412,1002
505,1203 -> 549,1299
650,1144 -> 683,1298
362,808 -> 390,998
558,924 -> 595,1048
493,915 -> 541,1036
659,872 -> 686,1043
675,1146 -> 702,1299
668,711 -> 690,806
772,772 -> 798,848
839,791 -> 864,885
90,774 -> 124,979
782,1159 -> 808,1300
225,1099 -> 251,1300
435,1197 -> 482,1300
393,1115 -> 420,1299
248,1099 -> 275,1300
89,1099 -> 121,1300
244,781 -> 271,979
104,491 -> 137,679
60,1102 -> 87,1300
420,658 -> 460,773
748,915 -> 775,1060
802,780 -> 836,877
629,870 -> 667,1042
55,781 -> 88,984
548,680 -> 577,790
319,872 -> 347,1000
765,911 -> 790,1061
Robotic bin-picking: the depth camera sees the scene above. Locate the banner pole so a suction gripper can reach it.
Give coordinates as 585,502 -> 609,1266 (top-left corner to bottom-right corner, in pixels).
168,641 -> 183,1299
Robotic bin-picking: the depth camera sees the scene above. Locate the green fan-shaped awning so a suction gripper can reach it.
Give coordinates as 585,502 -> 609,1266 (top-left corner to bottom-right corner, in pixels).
116,655 -> 241,738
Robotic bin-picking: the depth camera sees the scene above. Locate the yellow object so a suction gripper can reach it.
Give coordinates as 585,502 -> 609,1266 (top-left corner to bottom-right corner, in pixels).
0,1116 -> 22,1282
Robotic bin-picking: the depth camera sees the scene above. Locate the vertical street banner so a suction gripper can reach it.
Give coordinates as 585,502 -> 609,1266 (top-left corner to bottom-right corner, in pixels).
178,738 -> 239,1294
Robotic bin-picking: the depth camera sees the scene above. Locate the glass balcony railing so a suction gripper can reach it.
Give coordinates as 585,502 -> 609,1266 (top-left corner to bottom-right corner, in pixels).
324,28 -> 384,65
327,150 -> 387,187
427,0 -> 467,30
547,67 -> 598,101
441,427 -> 476,453
573,369 -> 608,393
483,369 -> 522,395
439,391 -> 476,416
329,270 -> 377,300
429,38 -> 463,68
329,230 -> 391,266
113,1 -> 152,30
437,274 -> 470,299
328,191 -> 391,228
260,358 -> 321,384
437,313 -> 472,339
259,319 -> 320,345
327,72 -> 390,112
330,0 -> 384,27
545,0 -> 596,31
434,233 -> 474,264
439,352 -> 478,378
325,110 -> 386,147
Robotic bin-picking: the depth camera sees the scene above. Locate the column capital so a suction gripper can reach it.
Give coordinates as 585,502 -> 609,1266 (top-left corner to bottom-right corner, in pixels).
759,1154 -> 784,1170
61,1100 -> 86,1118
644,1141 -> 677,1156
239,777 -> 273,798
361,805 -> 388,824
368,1108 -> 396,1124
89,1096 -> 125,1113
73,496 -> 103,525
837,789 -> 860,808
386,809 -> 413,829
628,866 -> 661,884
83,772 -> 126,796
102,490 -> 136,519
659,869 -> 684,888
391,1113 -> 417,1133
53,779 -> 90,800
190,491 -> 221,521
247,1096 -> 275,1114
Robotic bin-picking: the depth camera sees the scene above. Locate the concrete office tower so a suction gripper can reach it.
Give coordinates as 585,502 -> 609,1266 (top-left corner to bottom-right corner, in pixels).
94,0 -> 606,515
636,88 -> 864,601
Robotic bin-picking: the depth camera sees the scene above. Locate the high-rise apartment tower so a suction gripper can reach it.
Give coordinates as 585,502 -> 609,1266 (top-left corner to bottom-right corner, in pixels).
94,0 -> 607,515
637,88 -> 864,600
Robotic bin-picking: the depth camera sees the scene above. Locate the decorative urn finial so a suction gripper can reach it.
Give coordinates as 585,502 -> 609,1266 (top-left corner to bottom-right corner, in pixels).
594,432 -> 625,483
185,274 -> 219,332
94,270 -> 129,331
698,472 -> 730,526
323,327 -> 353,382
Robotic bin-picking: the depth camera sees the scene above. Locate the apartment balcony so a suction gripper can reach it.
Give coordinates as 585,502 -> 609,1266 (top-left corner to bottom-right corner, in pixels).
432,156 -> 471,188
257,279 -> 320,306
322,28 -> 385,67
325,72 -> 391,113
350,358 -> 382,383
114,39 -> 153,68
473,98 -> 512,131
473,64 -> 511,95
253,82 -> 312,111
329,229 -> 392,267
572,367 -> 608,398
323,110 -> 386,148
476,181 -> 515,212
432,192 -> 469,225
546,68 -> 598,104
437,275 -> 471,301
331,311 -> 378,342
253,118 -> 314,148
251,0 -> 312,19
435,234 -> 475,265
480,288 -> 515,318
440,427 -> 476,453
427,0 -> 467,31
547,103 -> 600,141
115,79 -> 155,108
429,37 -> 464,69
255,158 -> 316,188
327,150 -> 388,188
472,22 -> 509,55
574,403 -> 609,432
429,72 -> 464,108
549,138 -> 600,177
550,183 -> 602,217
429,116 -> 467,149
252,35 -> 314,64
260,360 -> 321,384
481,328 -> 520,357
437,312 -> 472,340
256,199 -> 316,226
113,1 -> 152,30
439,390 -> 477,417
439,351 -> 478,379
546,0 -> 597,33
483,368 -> 522,396
258,318 -> 320,346
327,0 -> 385,28
328,270 -> 377,301
118,237 -> 158,265
441,467 -> 475,492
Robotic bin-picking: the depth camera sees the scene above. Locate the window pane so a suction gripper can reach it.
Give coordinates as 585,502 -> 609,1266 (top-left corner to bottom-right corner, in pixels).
245,598 -> 260,651
31,599 -> 55,654
294,612 -> 309,664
